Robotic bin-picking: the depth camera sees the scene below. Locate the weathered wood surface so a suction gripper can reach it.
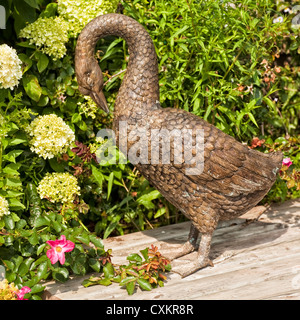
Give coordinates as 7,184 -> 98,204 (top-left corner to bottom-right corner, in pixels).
44,199 -> 300,300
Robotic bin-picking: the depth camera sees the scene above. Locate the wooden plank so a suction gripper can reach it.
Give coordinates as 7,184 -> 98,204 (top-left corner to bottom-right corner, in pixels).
44,199 -> 300,300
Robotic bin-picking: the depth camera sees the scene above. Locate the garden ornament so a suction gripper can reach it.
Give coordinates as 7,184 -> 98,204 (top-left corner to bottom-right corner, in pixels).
75,13 -> 282,277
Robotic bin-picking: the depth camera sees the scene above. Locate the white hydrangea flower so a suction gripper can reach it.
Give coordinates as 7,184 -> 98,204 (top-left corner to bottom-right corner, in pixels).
0,196 -> 10,219
26,114 -> 75,159
19,17 -> 69,60
0,44 -> 22,90
37,172 -> 80,204
57,0 -> 119,36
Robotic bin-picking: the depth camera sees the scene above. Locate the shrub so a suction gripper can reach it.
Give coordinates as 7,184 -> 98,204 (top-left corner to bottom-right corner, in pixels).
122,0 -> 299,139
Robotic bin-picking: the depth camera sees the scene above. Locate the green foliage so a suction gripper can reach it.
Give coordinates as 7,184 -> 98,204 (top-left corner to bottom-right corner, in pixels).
0,0 -> 299,299
262,135 -> 300,202
1,220 -> 107,299
82,245 -> 171,295
122,0 -> 299,139
0,92 -> 31,213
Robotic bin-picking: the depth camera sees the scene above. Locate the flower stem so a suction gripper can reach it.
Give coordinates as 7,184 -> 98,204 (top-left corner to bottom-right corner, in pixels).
77,217 -> 89,232
61,203 -> 66,216
60,203 -> 67,224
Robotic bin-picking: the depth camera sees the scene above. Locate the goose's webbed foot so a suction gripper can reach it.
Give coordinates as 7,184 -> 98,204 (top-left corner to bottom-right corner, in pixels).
172,233 -> 214,278
164,224 -> 199,261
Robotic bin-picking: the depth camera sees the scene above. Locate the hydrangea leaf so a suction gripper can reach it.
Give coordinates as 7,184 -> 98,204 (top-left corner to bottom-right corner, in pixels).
22,74 -> 42,102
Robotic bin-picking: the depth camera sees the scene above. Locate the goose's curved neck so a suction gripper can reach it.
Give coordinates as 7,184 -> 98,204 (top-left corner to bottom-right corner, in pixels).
76,13 -> 160,117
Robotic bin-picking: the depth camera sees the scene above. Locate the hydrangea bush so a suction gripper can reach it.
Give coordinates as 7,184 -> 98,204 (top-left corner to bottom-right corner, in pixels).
37,172 -> 80,203
57,0 -> 119,36
19,17 -> 69,60
0,0 -> 299,299
19,0 -> 119,61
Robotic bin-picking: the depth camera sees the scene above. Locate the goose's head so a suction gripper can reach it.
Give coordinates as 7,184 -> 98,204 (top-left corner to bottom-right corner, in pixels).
76,58 -> 109,113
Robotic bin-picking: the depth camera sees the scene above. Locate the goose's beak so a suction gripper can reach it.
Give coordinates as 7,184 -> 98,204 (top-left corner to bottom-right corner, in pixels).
90,90 -> 109,114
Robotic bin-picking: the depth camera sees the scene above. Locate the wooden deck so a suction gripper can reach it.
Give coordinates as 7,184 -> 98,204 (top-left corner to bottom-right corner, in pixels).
44,199 -> 300,300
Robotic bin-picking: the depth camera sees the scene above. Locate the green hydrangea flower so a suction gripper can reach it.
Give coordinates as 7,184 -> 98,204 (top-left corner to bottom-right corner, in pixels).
57,0 -> 119,36
26,114 -> 75,160
37,172 -> 80,204
19,17 -> 69,60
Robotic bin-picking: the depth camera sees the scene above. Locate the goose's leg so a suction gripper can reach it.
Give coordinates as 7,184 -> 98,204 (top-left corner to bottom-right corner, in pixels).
172,232 -> 214,278
164,224 -> 199,261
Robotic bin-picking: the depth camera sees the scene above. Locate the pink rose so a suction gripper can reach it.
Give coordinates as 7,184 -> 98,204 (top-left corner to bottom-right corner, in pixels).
46,235 -> 75,265
282,157 -> 293,168
16,286 -> 31,300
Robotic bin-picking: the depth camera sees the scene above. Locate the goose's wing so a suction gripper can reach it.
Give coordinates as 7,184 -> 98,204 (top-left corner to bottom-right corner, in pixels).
155,108 -> 280,198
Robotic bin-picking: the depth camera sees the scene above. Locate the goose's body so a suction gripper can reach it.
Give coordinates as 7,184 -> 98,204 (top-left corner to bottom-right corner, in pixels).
75,13 -> 282,277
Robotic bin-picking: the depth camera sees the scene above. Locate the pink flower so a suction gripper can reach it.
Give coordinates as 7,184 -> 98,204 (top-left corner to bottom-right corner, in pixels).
46,235 -> 75,265
16,286 -> 31,300
282,157 -> 293,168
